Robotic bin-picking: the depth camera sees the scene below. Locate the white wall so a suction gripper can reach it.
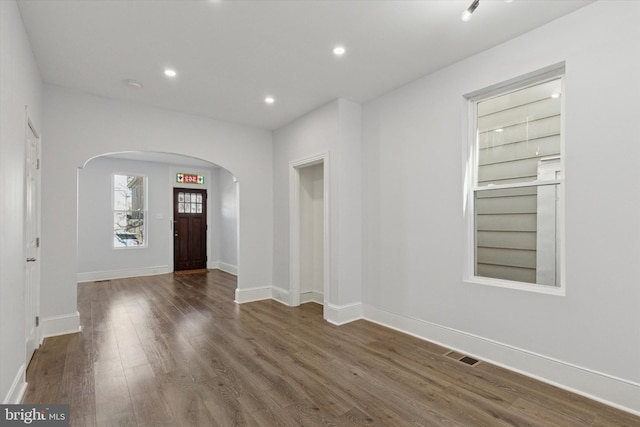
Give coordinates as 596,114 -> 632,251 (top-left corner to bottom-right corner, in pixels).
272,99 -> 363,322
362,0 -> 640,413
41,84 -> 272,333
217,168 -> 239,274
336,100 -> 362,306
77,156 -> 232,280
0,0 -> 43,403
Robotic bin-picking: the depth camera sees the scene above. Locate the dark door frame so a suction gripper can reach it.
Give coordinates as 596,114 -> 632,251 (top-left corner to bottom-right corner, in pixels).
173,187 -> 208,271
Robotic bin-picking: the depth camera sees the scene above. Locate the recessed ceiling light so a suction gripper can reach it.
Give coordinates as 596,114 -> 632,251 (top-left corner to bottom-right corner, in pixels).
265,96 -> 275,104
495,128 -> 504,132
333,46 -> 346,56
551,92 -> 561,99
164,68 -> 177,78
461,0 -> 480,22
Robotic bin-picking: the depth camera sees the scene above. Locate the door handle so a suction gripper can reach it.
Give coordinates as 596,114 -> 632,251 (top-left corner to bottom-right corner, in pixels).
174,234 -> 178,237
26,257 -> 37,262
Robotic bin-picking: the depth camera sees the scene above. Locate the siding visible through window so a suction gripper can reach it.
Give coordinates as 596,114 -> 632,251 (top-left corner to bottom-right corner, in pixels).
474,79 -> 561,285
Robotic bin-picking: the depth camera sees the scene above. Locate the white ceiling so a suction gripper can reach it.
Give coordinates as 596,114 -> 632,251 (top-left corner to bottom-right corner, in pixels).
18,0 -> 592,131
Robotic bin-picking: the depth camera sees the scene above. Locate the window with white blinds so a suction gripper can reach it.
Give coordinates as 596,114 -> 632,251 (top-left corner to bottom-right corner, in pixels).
469,74 -> 563,288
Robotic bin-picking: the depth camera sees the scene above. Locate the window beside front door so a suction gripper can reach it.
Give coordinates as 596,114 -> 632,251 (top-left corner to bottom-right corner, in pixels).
113,174 -> 146,248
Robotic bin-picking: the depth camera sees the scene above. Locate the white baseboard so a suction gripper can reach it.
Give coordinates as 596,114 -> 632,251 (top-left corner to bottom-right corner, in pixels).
271,286 -> 291,305
40,311 -> 82,343
235,286 -> 272,304
300,291 -> 323,305
216,261 -> 238,276
77,265 -> 170,282
325,302 -> 363,325
3,364 -> 26,404
364,304 -> 640,416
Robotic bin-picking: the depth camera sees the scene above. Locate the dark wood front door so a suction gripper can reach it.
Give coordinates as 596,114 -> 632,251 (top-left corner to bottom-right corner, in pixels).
173,188 -> 207,271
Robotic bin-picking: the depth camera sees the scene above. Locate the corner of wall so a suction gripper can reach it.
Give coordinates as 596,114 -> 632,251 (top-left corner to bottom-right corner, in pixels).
40,311 -> 82,343
2,365 -> 27,404
325,302 -> 363,325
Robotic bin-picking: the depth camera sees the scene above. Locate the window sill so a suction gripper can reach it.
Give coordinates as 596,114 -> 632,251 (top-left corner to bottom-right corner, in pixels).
463,276 -> 566,296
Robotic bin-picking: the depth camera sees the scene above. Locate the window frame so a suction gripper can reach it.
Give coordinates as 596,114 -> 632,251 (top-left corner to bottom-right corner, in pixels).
112,173 -> 148,249
463,65 -> 566,295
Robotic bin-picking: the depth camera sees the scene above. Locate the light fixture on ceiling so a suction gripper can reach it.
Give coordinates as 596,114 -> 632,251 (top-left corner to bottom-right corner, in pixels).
461,0 -> 480,22
164,68 -> 177,78
333,46 -> 346,56
551,92 -> 561,99
265,96 -> 275,105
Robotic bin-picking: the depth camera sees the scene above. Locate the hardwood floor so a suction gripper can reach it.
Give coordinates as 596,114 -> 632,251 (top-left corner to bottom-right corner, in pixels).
23,271 -> 639,426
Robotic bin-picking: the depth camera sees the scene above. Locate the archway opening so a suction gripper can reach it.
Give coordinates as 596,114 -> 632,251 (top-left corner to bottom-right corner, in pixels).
77,151 -> 239,283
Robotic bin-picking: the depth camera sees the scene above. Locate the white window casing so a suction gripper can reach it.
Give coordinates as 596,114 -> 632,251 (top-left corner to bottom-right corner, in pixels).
464,64 -> 565,294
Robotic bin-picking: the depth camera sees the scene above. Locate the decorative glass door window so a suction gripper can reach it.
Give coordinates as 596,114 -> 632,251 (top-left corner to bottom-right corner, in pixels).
177,192 -> 203,214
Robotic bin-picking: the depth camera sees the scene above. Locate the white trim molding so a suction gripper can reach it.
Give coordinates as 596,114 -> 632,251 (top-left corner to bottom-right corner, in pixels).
300,291 -> 323,305
40,311 -> 82,343
216,262 -> 238,276
289,152 -> 331,308
271,286 -> 291,306
364,304 -> 640,416
77,265 -> 170,282
3,364 -> 27,404
325,302 -> 363,326
234,286 -> 272,304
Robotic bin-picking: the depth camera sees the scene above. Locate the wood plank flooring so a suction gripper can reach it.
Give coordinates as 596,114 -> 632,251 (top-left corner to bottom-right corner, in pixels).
23,271 -> 640,426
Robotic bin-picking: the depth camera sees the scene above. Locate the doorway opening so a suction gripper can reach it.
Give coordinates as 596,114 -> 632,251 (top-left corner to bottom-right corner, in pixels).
290,153 -> 329,311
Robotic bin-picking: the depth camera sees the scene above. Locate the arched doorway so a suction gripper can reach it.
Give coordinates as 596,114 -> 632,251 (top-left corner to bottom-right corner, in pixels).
77,151 -> 239,281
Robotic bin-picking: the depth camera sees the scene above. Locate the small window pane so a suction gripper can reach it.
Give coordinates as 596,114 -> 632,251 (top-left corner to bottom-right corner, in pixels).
178,203 -> 185,213
475,184 -> 559,286
477,79 -> 561,186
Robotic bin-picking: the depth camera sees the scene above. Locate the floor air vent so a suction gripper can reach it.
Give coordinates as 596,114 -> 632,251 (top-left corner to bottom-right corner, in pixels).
444,350 -> 480,367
